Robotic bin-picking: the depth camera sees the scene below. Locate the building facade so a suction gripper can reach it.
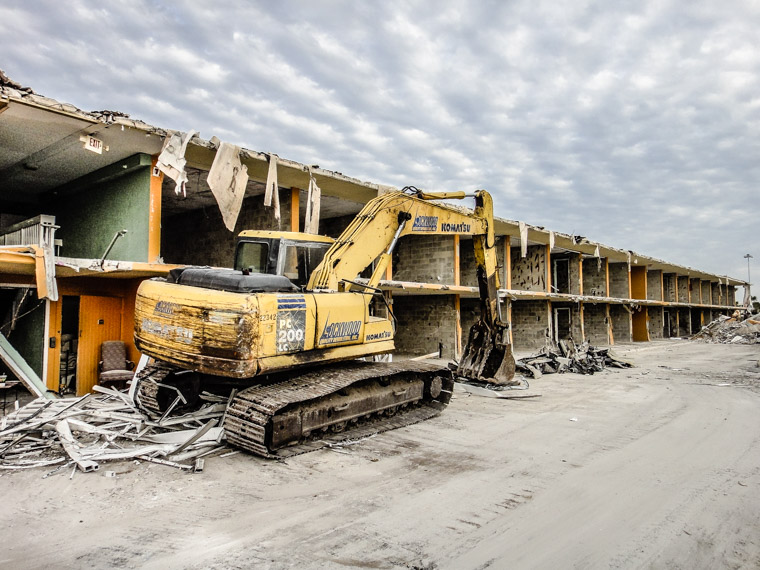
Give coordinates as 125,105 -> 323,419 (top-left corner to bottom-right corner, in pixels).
0,73 -> 745,396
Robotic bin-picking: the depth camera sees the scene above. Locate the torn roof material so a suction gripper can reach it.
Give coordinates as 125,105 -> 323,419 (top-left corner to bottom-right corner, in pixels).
0,69 -> 748,289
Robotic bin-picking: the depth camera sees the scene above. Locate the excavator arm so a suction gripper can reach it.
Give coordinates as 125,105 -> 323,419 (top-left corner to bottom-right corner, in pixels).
308,188 -> 516,385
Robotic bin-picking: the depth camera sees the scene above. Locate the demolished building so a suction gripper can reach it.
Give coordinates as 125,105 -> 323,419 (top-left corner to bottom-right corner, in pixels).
0,71 -> 748,399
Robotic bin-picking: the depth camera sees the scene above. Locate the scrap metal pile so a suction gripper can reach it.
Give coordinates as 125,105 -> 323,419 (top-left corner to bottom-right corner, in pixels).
516,340 -> 634,379
0,386 -> 233,475
691,312 -> 760,344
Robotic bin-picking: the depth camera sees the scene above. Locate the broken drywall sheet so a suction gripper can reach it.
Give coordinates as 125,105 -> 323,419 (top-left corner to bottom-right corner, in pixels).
305,167 -> 321,234
264,153 -> 281,225
0,332 -> 53,399
157,130 -> 197,197
518,221 -> 528,258
206,140 -> 249,232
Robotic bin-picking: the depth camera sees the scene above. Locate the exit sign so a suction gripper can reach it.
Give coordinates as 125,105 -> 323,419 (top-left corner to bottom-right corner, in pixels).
80,134 -> 107,154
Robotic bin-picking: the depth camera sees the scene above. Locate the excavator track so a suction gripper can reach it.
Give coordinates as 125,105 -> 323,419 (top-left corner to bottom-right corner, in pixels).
224,360 -> 454,458
134,364 -> 202,418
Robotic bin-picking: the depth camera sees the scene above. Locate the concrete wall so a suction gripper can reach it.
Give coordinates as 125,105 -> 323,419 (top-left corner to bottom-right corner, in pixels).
700,281 -> 711,305
609,263 -> 629,299
5,291 -> 46,377
319,214 -> 355,239
511,245 -> 547,292
647,270 -> 663,301
677,308 -> 691,336
392,296 -> 458,358
663,273 -> 677,302
459,297 -> 481,341
711,282 -> 722,305
459,237 -> 507,289
583,303 -> 609,345
55,158 -> 152,262
677,276 -> 690,303
609,304 -> 632,343
689,278 -> 701,303
392,235 -> 455,284
582,258 -> 607,297
512,301 -> 549,350
649,306 -> 664,339
161,189 -> 291,266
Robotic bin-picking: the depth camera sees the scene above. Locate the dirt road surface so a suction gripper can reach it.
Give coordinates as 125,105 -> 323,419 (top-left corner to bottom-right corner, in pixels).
1,341 -> 759,569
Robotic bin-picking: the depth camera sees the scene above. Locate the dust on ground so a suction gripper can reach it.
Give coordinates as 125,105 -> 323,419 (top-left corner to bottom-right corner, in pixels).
1,340 -> 759,569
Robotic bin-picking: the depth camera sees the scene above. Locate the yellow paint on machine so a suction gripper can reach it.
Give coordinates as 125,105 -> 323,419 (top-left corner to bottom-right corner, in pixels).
314,293 -> 366,349
134,281 -> 394,379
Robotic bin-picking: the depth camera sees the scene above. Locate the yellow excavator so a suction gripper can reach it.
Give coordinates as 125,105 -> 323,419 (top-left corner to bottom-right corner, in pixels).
132,187 -> 515,457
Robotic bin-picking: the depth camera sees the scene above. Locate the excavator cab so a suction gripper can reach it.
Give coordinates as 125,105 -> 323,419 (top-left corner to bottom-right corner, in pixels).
234,231 -> 335,288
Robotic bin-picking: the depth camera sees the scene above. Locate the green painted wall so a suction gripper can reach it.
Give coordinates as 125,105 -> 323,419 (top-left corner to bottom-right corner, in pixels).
9,295 -> 46,379
54,154 -> 152,262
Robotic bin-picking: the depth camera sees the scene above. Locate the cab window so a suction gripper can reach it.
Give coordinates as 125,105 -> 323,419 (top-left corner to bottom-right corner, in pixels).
235,242 -> 269,273
278,241 -> 331,287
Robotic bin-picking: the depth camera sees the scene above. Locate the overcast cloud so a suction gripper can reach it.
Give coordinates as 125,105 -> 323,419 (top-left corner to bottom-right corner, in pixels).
1,0 -> 757,281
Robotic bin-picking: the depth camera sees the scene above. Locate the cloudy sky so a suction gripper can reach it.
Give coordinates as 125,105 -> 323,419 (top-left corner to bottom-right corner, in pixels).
1,0 -> 757,283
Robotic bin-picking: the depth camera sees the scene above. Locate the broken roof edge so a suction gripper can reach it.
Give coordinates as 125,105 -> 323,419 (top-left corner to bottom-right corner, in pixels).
1,71 -> 387,197
2,71 -> 746,289
491,217 -> 746,286
54,257 -> 181,278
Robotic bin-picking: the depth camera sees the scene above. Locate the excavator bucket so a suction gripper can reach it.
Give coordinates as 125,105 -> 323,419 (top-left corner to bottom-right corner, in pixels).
456,320 -> 517,386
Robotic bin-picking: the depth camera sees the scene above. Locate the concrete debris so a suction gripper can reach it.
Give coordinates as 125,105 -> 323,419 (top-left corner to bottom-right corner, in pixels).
691,313 -> 760,344
0,388 -> 230,474
516,340 -> 634,379
0,68 -> 33,93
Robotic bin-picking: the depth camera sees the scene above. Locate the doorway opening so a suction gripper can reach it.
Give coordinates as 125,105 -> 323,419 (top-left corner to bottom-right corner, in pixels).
59,296 -> 80,395
553,259 -> 570,294
553,307 -> 572,342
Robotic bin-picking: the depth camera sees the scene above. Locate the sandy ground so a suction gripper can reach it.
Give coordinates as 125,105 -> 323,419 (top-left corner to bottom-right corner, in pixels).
1,340 -> 759,570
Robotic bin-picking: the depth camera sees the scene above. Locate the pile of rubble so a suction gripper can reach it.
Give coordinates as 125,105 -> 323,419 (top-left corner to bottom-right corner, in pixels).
691,312 -> 760,344
516,340 -> 634,379
0,386 -> 234,475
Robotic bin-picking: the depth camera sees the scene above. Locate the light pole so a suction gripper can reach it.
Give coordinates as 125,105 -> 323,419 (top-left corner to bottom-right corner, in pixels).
744,253 -> 753,285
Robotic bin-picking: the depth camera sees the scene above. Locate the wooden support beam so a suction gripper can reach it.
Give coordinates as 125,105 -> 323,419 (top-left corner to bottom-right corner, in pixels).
454,294 -> 462,358
545,244 -> 551,293
290,187 -> 300,232
46,299 -> 62,392
605,258 -> 610,297
149,156 -> 164,263
453,235 -> 460,287
579,302 -> 585,342
606,304 -> 614,345
505,236 -> 512,289
578,254 -> 584,296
